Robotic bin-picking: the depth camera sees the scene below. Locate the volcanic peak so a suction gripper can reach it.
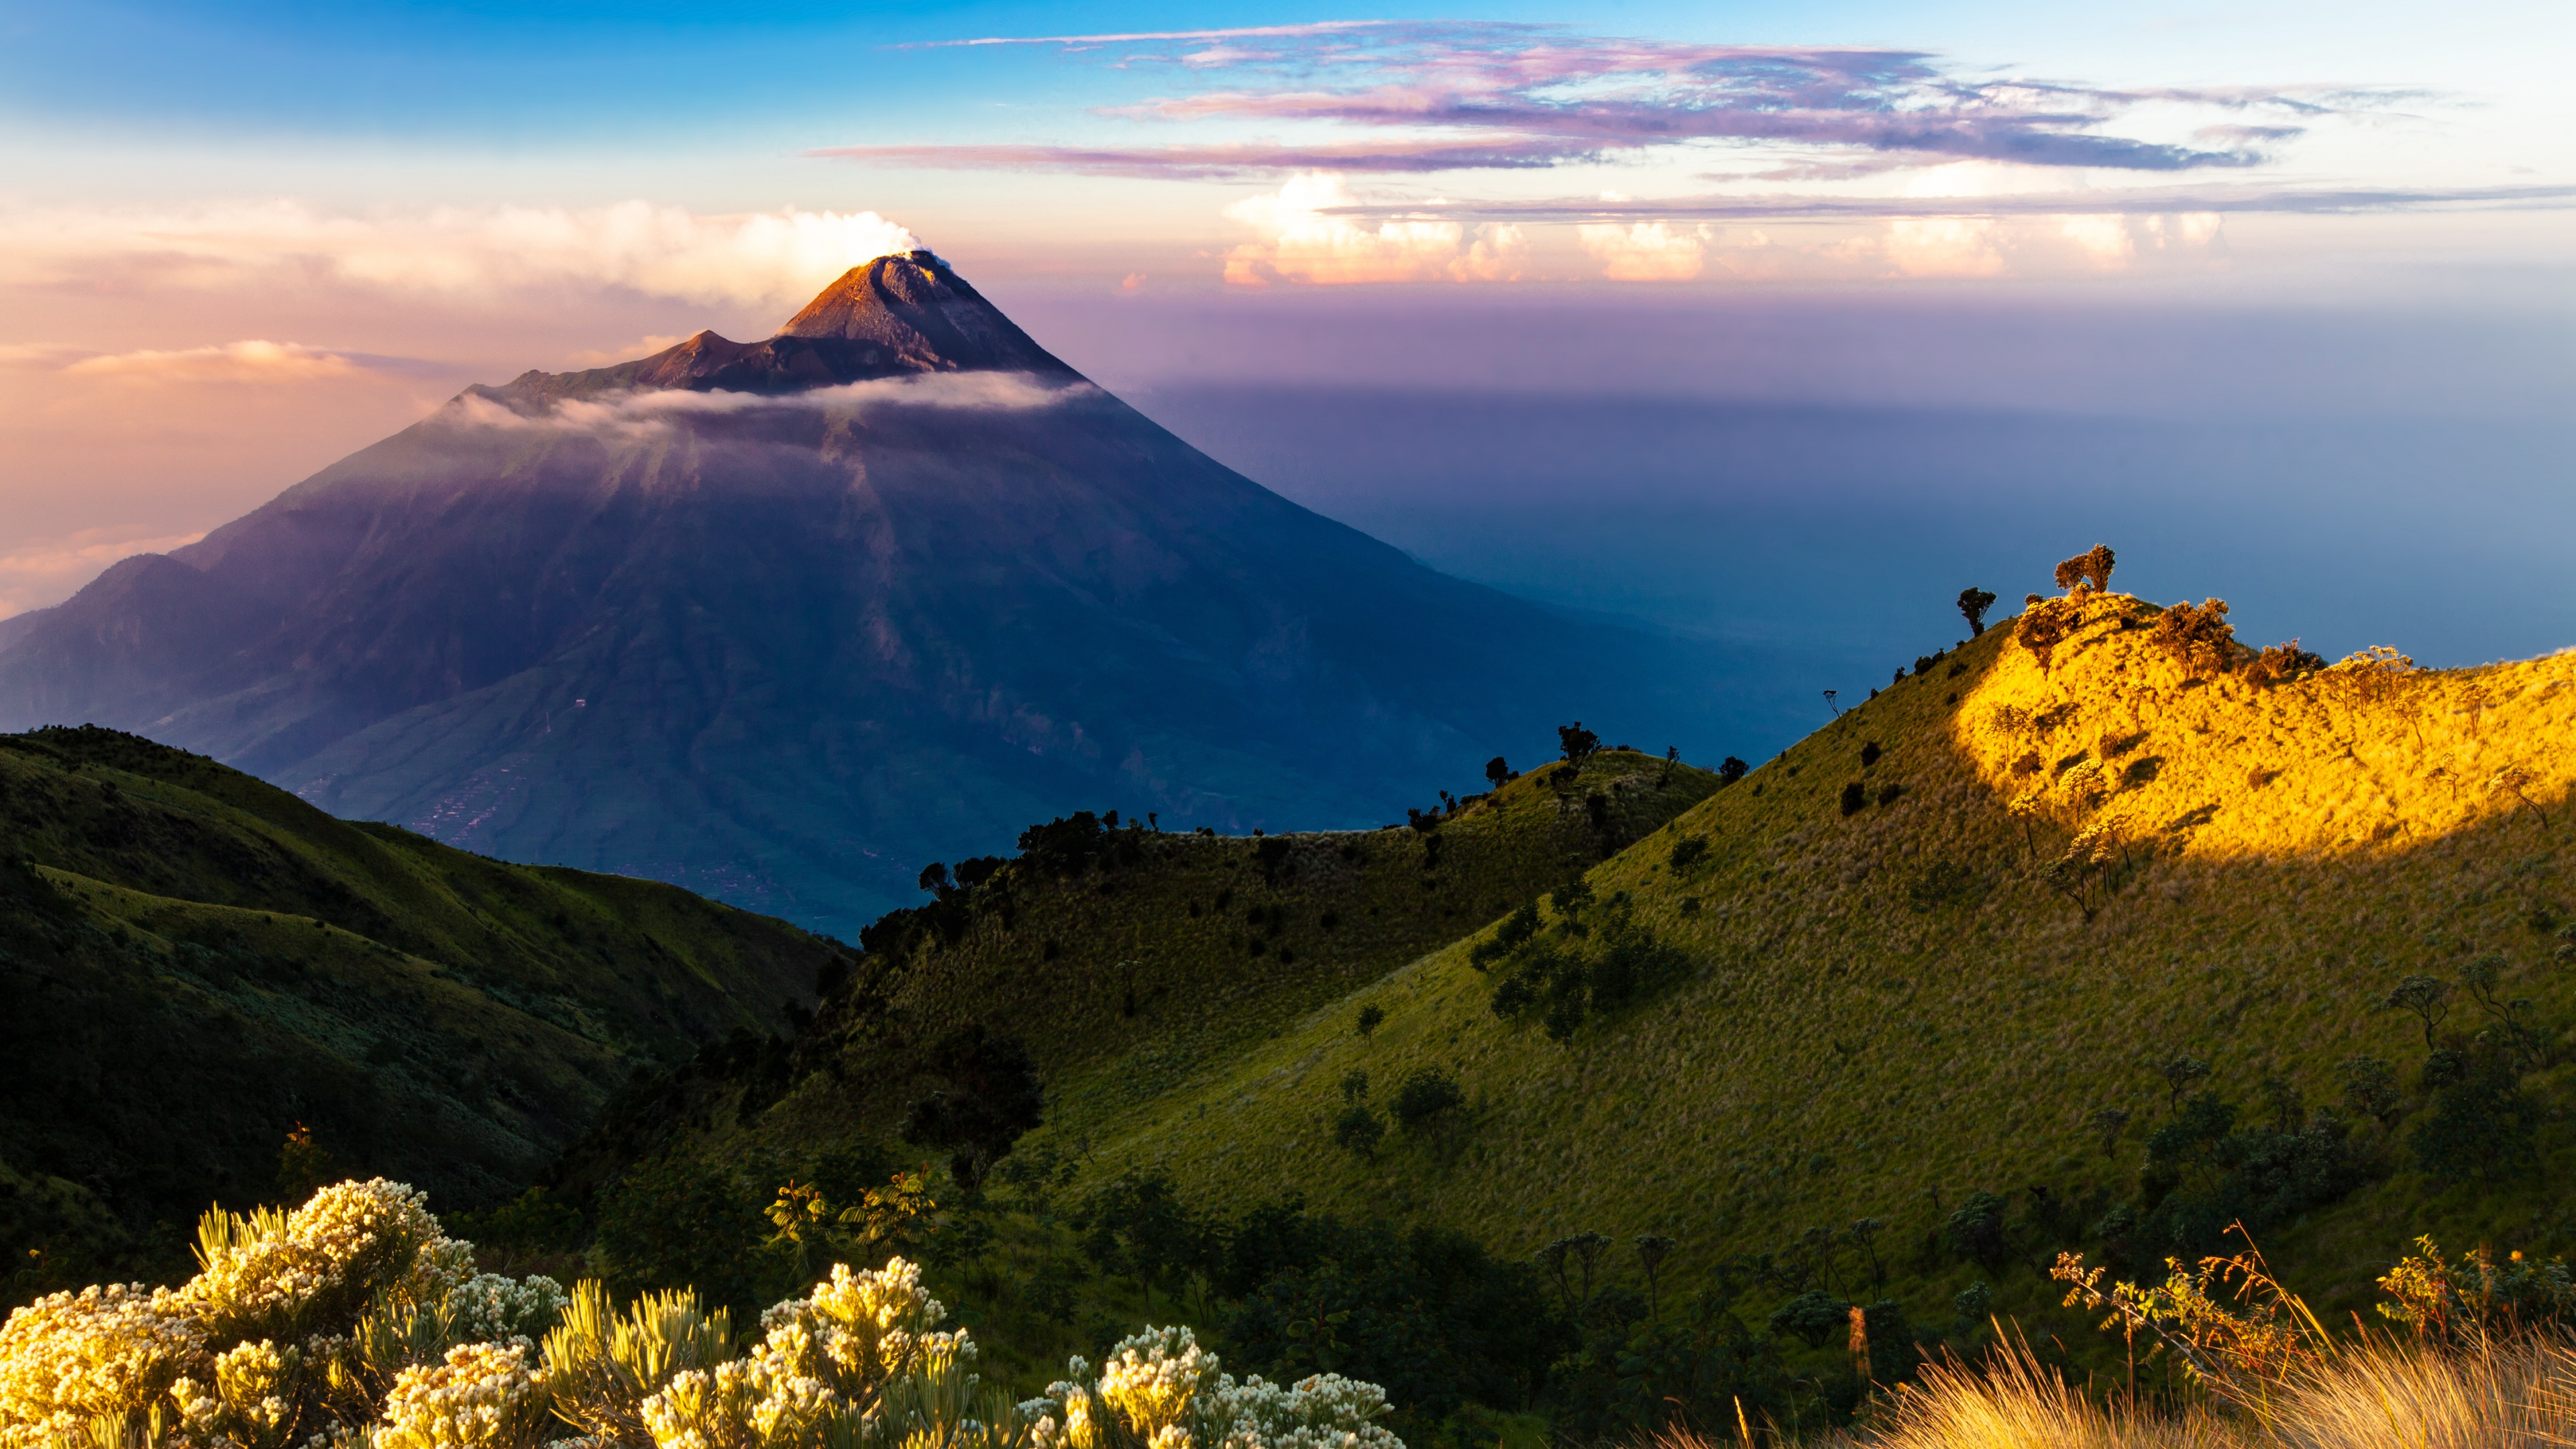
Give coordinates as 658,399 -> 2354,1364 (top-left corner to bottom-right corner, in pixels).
479,250 -> 1076,407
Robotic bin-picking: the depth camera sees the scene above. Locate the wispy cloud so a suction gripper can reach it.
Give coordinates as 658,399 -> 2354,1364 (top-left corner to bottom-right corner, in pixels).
1340,180 -> 2576,224
58,339 -> 419,384
824,22 -> 2390,178
0,202 -> 922,309
450,371 -> 1095,439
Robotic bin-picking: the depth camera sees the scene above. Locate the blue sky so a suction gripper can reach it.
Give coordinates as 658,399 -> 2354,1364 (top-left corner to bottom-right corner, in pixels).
1,0 -> 2569,667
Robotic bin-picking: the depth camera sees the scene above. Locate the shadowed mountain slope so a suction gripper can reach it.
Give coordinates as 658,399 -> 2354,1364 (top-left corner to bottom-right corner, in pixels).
0,252 -> 1749,933
0,724 -> 838,1294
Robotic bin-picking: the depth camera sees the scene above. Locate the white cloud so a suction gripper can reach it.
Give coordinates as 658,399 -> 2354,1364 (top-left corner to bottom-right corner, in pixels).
62,339 -> 377,384
0,201 -> 924,309
450,370 -> 1095,440
0,527 -> 209,620
2059,215 -> 2137,267
1578,222 -> 1710,281
1884,217 -> 2009,278
1222,173 -> 1524,284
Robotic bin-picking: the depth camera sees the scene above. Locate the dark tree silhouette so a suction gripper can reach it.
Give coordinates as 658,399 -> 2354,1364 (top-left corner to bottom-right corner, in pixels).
916,861 -> 951,895
1355,1005 -> 1385,1038
1840,782 -> 1866,816
1717,756 -> 1748,785
2159,1055 -> 2211,1108
1485,756 -> 1511,788
2384,974 -> 2452,1051
902,1025 -> 1045,1197
1957,587 -> 1998,635
1557,722 -> 1601,764
1391,1066 -> 1466,1132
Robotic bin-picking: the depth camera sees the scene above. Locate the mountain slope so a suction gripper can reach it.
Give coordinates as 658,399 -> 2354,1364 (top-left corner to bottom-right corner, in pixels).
1069,592 -> 2573,1325
0,252 -> 1751,934
559,747 -> 1723,1197
0,725 -> 840,1293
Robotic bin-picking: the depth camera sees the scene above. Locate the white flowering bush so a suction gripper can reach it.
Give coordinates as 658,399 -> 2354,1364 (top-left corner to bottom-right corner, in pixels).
1030,1328 -> 1399,1449
377,1342 -> 550,1449
3,1184 -> 1405,1449
0,1283 -> 203,1447
0,1181 -> 559,1449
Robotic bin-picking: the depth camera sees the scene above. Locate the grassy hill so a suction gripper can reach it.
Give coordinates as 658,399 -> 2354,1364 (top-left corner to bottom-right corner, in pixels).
0,725 -> 843,1295
1069,590 -> 2573,1336
574,749 -> 1723,1183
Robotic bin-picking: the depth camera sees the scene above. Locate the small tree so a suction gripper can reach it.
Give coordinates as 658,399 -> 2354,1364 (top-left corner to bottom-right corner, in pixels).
1718,756 -> 1748,786
1558,722 -> 1601,764
1945,1193 -> 2009,1270
1840,782 -> 1866,816
2159,1055 -> 2211,1109
1635,1234 -> 1677,1318
1331,1102 -> 1385,1159
1485,756 -> 1512,788
916,861 -> 951,896
2055,544 -> 2116,594
1957,587 -> 1998,635
2089,1107 -> 2132,1157
1391,1065 -> 1466,1132
1669,835 -> 1710,872
1354,1004 -> 1385,1038
2384,974 -> 2452,1051
2339,1054 -> 2404,1128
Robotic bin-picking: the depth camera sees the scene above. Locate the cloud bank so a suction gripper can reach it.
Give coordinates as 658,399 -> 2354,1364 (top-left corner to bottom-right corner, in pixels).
0,202 -> 922,309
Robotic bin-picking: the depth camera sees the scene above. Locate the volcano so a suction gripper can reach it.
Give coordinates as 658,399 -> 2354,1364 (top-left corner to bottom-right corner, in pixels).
0,252 -> 1749,932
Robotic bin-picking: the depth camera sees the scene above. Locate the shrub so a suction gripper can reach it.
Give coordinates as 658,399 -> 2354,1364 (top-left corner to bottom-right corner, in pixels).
1485,756 -> 1511,788
2339,1055 -> 2404,1128
2013,602 -> 2074,672
2243,639 -> 2326,686
1390,1067 -> 1466,1132
1839,782 -> 1866,816
2054,544 -> 2115,594
1766,1289 -> 1851,1349
900,1025 -> 1046,1196
1668,835 -> 1709,873
1860,741 -> 1882,767
1354,1005 -> 1385,1038
1717,756 -> 1748,785
2414,1052 -> 2543,1183
2149,598 -> 2237,678
1957,587 -> 1998,635
1332,1103 -> 1387,1159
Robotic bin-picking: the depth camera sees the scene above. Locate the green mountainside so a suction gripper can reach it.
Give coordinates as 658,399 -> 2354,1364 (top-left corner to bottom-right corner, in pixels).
556,748 -> 1721,1189
1087,594 -> 2575,1328
577,583 -> 2575,1421
0,725 -> 843,1294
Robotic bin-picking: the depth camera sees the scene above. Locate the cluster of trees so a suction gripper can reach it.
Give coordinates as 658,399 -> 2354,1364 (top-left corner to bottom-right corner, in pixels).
1467,881 -> 1693,1042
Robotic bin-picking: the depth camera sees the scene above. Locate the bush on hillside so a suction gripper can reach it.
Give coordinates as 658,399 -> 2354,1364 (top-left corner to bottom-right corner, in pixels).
2149,598 -> 2237,678
1957,586 -> 1998,635
2054,544 -> 2116,594
2243,639 -> 2326,686
2013,600 -> 2076,672
901,1024 -> 1046,1197
1485,900 -> 1690,1042
1717,756 -> 1748,785
1390,1067 -> 1466,1133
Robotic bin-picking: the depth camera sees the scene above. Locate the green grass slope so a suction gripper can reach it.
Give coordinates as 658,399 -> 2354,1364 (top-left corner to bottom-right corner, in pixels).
578,750 -> 1721,1184
1083,594 -> 2576,1336
0,725 -> 844,1293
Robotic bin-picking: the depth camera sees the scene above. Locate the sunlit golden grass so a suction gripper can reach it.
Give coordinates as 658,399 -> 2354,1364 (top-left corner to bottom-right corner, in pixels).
1641,1334 -> 2576,1447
